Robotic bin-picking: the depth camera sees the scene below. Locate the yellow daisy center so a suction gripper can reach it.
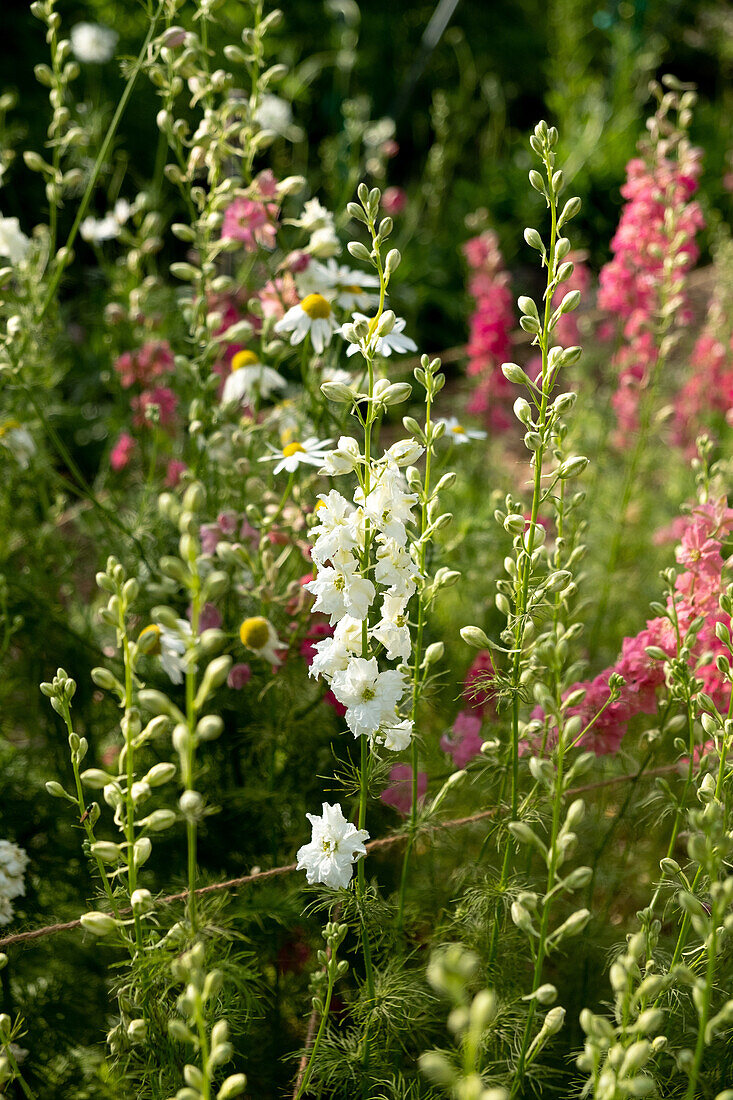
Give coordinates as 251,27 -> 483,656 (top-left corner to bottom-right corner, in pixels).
239,616 -> 271,650
282,441 -> 306,457
300,293 -> 331,319
231,349 -> 260,372
0,419 -> 21,438
451,424 -> 465,434
342,284 -> 363,294
139,624 -> 162,655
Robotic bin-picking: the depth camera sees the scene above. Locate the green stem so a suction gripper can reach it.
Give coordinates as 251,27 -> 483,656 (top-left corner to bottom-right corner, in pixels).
186,588 -> 201,931
121,628 -> 143,950
1,1041 -> 37,1100
684,913 -> 717,1100
396,379 -> 434,933
294,968 -> 336,1100
489,156 -> 558,968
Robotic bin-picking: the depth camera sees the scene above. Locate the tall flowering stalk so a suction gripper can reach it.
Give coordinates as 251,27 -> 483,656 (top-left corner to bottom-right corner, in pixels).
295,181 -> 452,1090
590,78 -> 704,647
463,122 -> 585,966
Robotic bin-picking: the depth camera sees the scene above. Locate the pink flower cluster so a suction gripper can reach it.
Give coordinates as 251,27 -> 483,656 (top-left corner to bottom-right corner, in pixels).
114,340 -> 173,389
598,150 -> 704,447
463,230 -> 515,430
380,764 -> 428,816
673,333 -> 733,452
557,499 -> 733,754
221,170 -> 280,252
110,339 -> 178,472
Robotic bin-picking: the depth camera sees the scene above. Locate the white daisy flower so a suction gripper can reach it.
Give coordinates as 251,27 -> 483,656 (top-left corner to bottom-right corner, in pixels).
344,312 -> 417,357
0,217 -> 30,264
296,259 -> 379,311
239,616 -> 283,666
138,620 -> 191,685
296,802 -> 369,889
274,293 -> 340,353
70,22 -> 118,63
259,435 -> 333,476
222,349 -> 286,405
436,417 -> 488,444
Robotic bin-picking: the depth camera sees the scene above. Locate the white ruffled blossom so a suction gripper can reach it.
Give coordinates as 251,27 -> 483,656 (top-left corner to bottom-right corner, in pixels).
330,656 -> 406,739
306,559 -> 375,624
321,435 -> 362,476
311,490 -> 363,565
296,802 -> 368,889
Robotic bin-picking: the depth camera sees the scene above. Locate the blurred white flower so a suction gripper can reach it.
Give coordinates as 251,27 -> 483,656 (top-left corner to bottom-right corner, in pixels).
222,350 -> 286,405
344,312 -> 417,357
296,802 -> 368,889
436,416 -> 487,444
0,421 -> 35,468
70,22 -> 118,64
80,214 -> 121,244
254,94 -> 303,141
0,216 -> 30,264
259,435 -> 333,475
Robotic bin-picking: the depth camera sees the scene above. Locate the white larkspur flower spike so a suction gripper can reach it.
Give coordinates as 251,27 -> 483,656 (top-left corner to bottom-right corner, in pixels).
436,416 -> 487,444
80,214 -> 121,244
330,656 -> 406,739
344,312 -> 417,357
296,802 -> 368,889
259,435 -> 333,476
274,293 -> 340,353
305,560 -> 375,624
222,349 -> 286,405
